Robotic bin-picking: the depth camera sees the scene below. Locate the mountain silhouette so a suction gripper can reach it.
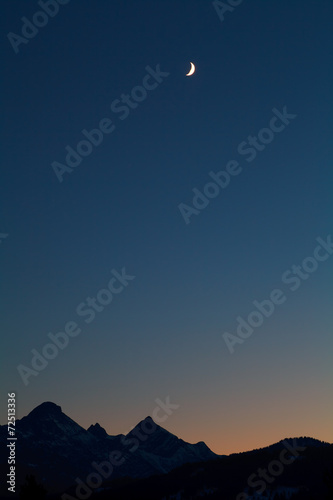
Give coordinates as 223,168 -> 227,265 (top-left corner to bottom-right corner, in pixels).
0,402 -> 332,499
0,402 -> 217,496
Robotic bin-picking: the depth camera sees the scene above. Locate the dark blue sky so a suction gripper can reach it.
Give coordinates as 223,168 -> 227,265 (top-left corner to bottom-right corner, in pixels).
1,0 -> 332,454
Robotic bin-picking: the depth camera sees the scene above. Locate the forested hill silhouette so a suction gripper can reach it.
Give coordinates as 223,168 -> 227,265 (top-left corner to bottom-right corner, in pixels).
0,402 -> 331,499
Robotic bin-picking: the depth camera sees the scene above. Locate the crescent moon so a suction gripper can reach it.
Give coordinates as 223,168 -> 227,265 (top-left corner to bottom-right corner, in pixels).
186,62 -> 196,76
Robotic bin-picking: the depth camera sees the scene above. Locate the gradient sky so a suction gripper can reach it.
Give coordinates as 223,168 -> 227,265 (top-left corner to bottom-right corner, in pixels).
1,0 -> 332,455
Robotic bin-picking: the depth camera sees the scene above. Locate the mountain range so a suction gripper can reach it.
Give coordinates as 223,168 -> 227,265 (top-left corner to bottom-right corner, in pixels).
0,402 -> 217,497
0,402 -> 332,500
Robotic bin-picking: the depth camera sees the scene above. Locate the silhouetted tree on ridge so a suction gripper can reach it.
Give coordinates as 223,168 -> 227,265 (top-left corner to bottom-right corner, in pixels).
19,474 -> 47,500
